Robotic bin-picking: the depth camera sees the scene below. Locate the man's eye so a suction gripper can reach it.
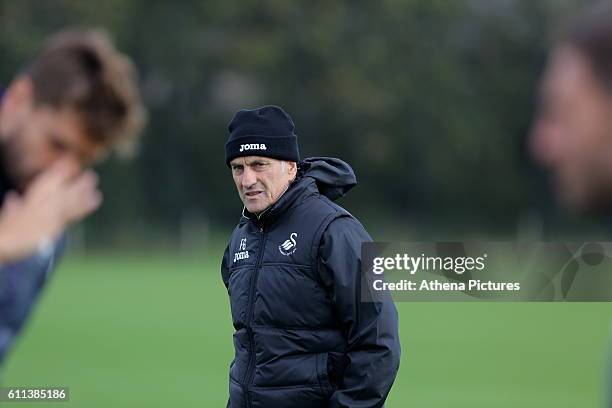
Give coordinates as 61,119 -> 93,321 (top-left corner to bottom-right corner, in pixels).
51,138 -> 69,152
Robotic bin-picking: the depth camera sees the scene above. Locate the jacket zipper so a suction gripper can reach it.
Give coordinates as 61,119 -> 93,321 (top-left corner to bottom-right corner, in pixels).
243,224 -> 266,407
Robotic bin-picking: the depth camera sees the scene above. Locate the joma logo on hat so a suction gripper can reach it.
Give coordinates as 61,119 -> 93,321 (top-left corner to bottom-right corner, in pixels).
239,143 -> 267,152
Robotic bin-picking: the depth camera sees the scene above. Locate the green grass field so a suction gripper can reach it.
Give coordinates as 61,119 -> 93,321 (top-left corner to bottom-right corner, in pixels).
2,251 -> 612,407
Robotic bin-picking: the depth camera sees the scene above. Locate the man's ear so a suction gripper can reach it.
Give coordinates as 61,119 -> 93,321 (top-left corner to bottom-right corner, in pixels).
0,76 -> 34,137
288,161 -> 298,177
4,76 -> 34,112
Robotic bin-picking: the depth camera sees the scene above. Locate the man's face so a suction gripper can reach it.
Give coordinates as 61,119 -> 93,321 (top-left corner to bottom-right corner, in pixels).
530,45 -> 612,213
0,77 -> 106,190
230,156 -> 297,214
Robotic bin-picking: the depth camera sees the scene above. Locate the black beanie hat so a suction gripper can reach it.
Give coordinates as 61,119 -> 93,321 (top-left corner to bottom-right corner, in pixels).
225,105 -> 300,166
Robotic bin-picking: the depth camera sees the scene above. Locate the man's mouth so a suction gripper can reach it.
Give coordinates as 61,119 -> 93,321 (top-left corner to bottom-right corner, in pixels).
245,191 -> 263,198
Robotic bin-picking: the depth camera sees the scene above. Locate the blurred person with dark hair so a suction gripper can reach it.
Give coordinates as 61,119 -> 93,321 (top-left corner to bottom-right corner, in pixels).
531,1 -> 612,214
0,29 -> 145,366
530,2 -> 612,406
221,105 -> 400,408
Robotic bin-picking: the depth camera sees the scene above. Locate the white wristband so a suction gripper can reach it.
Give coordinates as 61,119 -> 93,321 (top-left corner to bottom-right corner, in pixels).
37,237 -> 54,258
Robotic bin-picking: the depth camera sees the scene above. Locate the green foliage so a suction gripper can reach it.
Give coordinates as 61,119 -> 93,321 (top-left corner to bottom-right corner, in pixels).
0,0 -> 592,244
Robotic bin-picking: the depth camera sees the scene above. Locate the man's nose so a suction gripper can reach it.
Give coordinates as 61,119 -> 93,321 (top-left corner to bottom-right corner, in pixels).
50,156 -> 83,179
63,154 -> 86,172
242,167 -> 257,189
529,119 -> 561,168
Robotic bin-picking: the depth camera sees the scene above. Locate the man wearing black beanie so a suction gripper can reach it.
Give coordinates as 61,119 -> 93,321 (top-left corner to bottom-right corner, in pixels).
221,105 -> 400,407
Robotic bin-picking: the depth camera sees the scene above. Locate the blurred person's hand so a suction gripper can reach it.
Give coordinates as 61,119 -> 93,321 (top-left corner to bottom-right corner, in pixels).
0,158 -> 102,264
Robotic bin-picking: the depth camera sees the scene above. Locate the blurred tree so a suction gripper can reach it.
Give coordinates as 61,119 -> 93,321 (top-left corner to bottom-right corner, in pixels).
0,0 -> 594,247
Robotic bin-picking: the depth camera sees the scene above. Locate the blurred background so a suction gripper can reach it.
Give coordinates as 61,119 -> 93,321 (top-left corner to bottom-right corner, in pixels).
2,0 -> 612,407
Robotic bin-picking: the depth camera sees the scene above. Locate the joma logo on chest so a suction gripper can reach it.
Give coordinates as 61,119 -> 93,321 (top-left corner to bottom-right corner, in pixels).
233,238 -> 250,263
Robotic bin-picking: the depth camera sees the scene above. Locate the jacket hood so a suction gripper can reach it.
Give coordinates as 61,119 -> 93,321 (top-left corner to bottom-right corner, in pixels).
298,157 -> 356,201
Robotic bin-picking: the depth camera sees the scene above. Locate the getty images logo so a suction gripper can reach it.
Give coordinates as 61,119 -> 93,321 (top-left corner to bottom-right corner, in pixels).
239,143 -> 267,152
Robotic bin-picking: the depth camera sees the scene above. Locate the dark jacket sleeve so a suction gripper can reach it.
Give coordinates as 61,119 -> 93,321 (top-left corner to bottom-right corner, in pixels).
317,216 -> 401,408
0,234 -> 67,365
221,244 -> 231,408
221,244 -> 230,289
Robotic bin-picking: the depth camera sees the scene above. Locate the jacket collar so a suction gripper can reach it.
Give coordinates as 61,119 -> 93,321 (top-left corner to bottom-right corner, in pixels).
241,174 -> 317,226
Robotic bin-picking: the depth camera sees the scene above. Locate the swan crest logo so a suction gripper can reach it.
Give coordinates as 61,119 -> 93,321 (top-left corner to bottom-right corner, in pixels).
279,233 -> 298,256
